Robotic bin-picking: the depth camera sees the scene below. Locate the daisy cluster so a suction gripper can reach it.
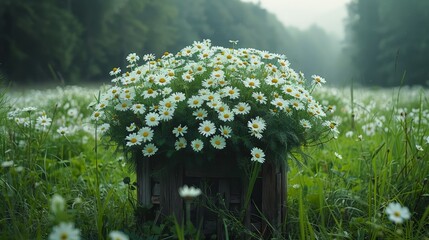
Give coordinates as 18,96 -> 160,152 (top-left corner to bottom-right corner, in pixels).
95,40 -> 335,164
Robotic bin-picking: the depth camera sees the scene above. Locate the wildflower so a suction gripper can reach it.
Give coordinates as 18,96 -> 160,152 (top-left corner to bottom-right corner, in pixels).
125,133 -> 143,147
143,54 -> 155,61
109,67 -> 121,76
91,111 -> 104,121
1,160 -> 14,168
179,185 -> 202,200
48,222 -> 81,240
251,147 -> 265,163
109,231 -> 129,240
271,98 -> 288,110
252,92 -> 267,104
233,102 -> 251,115
98,123 -> 110,134
51,194 -> 65,214
210,135 -> 226,149
138,127 -> 154,142
126,123 -> 137,132
142,143 -> 158,157
57,126 -> 69,136
219,125 -> 232,138
311,75 -> 326,86
248,116 -> 266,139
187,96 -> 204,108
224,86 -> 240,99
37,115 -> 52,128
145,112 -> 160,127
131,104 -> 146,114
159,108 -> 174,121
425,136 -> 429,144
193,108 -> 208,120
191,139 -> 204,152
22,106 -> 37,112
126,53 -> 139,63
172,125 -> 188,137
299,119 -> 312,129
334,152 -> 343,159
345,131 -> 354,138
198,120 -> 216,137
218,110 -> 234,122
385,202 -> 411,224
170,92 -> 186,102
416,145 -> 423,151
175,138 -> 187,150
115,101 -> 132,111
243,78 -> 260,89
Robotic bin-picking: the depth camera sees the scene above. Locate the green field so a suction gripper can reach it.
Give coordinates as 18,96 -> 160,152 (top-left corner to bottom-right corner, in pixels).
1,85 -> 428,239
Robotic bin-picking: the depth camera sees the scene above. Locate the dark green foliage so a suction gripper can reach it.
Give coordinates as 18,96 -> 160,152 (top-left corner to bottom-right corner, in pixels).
346,0 -> 429,86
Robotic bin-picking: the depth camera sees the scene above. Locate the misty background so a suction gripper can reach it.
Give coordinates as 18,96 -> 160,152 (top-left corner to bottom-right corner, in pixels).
0,0 -> 428,87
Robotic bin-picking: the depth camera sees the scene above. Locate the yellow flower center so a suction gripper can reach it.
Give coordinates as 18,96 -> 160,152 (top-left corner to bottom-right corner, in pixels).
131,138 -> 137,143
143,132 -> 149,137
255,153 -> 260,158
239,106 -> 245,111
252,123 -> 259,129
204,126 -> 210,132
150,117 -> 155,122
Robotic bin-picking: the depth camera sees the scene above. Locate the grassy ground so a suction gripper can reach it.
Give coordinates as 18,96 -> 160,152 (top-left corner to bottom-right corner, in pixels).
1,85 -> 428,239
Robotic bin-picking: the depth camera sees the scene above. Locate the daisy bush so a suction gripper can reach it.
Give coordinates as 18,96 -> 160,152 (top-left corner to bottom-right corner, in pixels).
94,40 -> 336,167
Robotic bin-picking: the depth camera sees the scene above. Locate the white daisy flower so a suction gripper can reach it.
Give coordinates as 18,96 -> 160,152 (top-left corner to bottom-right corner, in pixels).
37,115 -> 52,128
131,103 -> 146,114
50,194 -> 65,214
174,138 -> 187,150
187,96 -> 204,108
252,92 -> 267,104
218,110 -> 234,122
299,119 -> 312,129
248,116 -> 266,137
126,123 -> 137,132
243,78 -> 260,89
251,147 -> 265,163
142,88 -> 158,99
138,127 -> 154,142
191,139 -> 204,152
98,123 -> 110,134
193,108 -> 208,120
159,98 -> 176,110
334,152 -> 343,159
57,126 -> 69,136
109,230 -> 129,240
198,120 -> 216,137
178,185 -> 202,200
311,75 -> 326,86
142,143 -> 158,157
115,101 -> 132,111
219,125 -> 233,138
290,99 -> 305,110
172,125 -> 188,137
233,102 -> 251,115
48,222 -> 81,240
126,133 -> 143,147
159,108 -> 174,121
223,86 -> 240,99
145,112 -> 160,127
264,75 -> 284,86
126,53 -> 139,63
210,135 -> 226,149
385,202 -> 411,224
416,145 -> 424,151
170,92 -> 186,102
154,75 -> 171,86
271,98 -> 288,110
182,72 -> 195,82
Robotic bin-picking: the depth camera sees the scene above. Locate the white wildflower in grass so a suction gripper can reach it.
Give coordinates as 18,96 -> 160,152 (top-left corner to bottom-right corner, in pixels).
193,108 -> 208,120
138,127 -> 154,143
115,101 -> 132,111
175,138 -> 187,150
109,231 -> 129,240
57,126 -> 69,136
191,139 -> 204,152
219,125 -> 232,138
248,117 -> 266,139
251,147 -> 265,163
131,103 -> 146,114
159,108 -> 174,121
385,202 -> 411,224
51,194 -> 65,214
98,123 -> 110,134
210,135 -> 226,149
126,53 -> 139,63
224,86 -> 240,99
145,112 -> 160,127
271,97 -> 288,110
243,78 -> 260,89
187,96 -> 204,108
172,125 -> 188,137
37,115 -> 52,128
198,120 -> 216,137
345,131 -> 354,138
1,160 -> 14,168
126,123 -> 137,132
179,185 -> 202,200
299,119 -> 312,129
91,111 -> 104,121
311,75 -> 326,86
233,102 -> 251,115
125,133 -> 143,147
334,152 -> 343,159
142,143 -> 158,157
109,67 -> 121,76
218,110 -> 234,122
252,92 -> 267,104
416,145 -> 424,151
48,222 -> 81,240
425,136 -> 429,144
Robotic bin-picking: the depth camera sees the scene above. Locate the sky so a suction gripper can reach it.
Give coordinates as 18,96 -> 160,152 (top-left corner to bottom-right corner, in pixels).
241,0 -> 352,39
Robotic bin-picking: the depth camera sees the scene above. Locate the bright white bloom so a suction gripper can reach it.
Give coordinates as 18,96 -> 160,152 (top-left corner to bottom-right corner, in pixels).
142,88 -> 158,99
311,75 -> 326,86
37,115 -> 52,128
218,110 -> 234,122
243,78 -> 260,89
126,53 -> 139,63
172,125 -> 188,137
334,152 -> 343,159
252,92 -> 267,104
210,135 -> 226,149
345,131 -> 354,138
178,185 -> 202,200
193,108 -> 208,120
174,138 -> 187,150
187,96 -> 204,108
51,194 -> 65,214
131,104 -> 146,114
114,101 -> 132,111
159,108 -> 174,121
425,136 -> 429,144
198,120 -> 216,137
57,126 -> 69,136
48,222 -> 81,240
251,147 -> 265,163
248,117 -> 266,138
138,127 -> 154,142
145,112 -> 160,127
126,123 -> 137,132
191,139 -> 204,152
233,102 -> 251,115
98,123 -> 110,134
265,75 -> 284,86
126,133 -> 143,147
416,145 -> 423,151
143,53 -> 155,61
385,202 -> 411,224
271,98 -> 288,110
299,119 -> 312,129
109,231 -> 129,240
290,99 -> 305,110
109,67 -> 121,76
219,125 -> 232,138
223,86 -> 240,99
142,143 -> 158,157
170,92 -> 186,102
2,160 -> 14,168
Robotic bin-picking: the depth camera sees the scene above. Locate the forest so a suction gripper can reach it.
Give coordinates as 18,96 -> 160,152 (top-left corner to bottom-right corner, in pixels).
1,0 -> 428,87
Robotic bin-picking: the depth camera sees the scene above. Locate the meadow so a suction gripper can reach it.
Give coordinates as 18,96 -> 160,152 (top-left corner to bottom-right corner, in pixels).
1,85 -> 428,239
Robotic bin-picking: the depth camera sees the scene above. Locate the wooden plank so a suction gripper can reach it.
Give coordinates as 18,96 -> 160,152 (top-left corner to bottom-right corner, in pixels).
160,163 -> 183,221
262,161 -> 277,225
136,153 -> 151,207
